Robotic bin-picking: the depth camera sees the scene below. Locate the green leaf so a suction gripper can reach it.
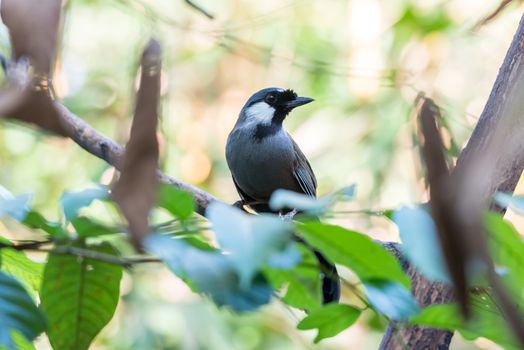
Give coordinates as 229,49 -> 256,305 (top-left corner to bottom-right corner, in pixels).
41,242 -> 123,350
145,234 -> 273,312
264,246 -> 322,310
0,271 -> 46,349
298,222 -> 410,287
71,217 -> 121,237
60,186 -> 109,221
394,206 -> 450,283
363,280 -> 419,320
0,194 -> 32,222
410,293 -> 520,349
0,249 -> 43,295
22,211 -> 65,236
484,213 -> 524,296
297,304 -> 361,343
207,203 -> 297,288
157,185 -> 195,220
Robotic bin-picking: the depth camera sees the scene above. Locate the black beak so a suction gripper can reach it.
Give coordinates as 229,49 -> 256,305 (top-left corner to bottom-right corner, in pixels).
283,96 -> 314,110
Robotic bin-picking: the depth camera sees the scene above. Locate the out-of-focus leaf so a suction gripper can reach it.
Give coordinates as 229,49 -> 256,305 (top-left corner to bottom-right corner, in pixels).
157,185 -> 195,220
297,304 -> 361,343
410,293 -> 520,349
484,213 -> 524,295
207,203 -> 297,288
0,271 -> 46,349
264,246 -> 322,310
298,222 -> 410,287
60,186 -> 109,221
269,185 -> 357,214
0,0 -> 68,136
71,217 -> 121,238
112,39 -> 161,248
1,0 -> 61,74
0,194 -> 31,221
41,242 -> 123,350
0,249 -> 43,295
493,192 -> 524,215
23,211 -> 65,236
394,206 -> 450,283
145,234 -> 272,312
363,280 -> 420,320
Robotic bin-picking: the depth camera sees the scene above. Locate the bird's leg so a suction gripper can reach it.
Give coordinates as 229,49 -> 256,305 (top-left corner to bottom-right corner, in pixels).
233,200 -> 249,212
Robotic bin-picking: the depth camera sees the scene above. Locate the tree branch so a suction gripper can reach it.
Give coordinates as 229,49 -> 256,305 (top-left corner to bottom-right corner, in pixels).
380,11 -> 524,350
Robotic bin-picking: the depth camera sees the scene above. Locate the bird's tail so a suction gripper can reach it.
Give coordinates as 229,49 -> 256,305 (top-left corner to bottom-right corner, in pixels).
313,250 -> 340,304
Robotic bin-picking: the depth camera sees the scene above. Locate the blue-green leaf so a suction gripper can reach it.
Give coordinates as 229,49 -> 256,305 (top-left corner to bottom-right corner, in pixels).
297,304 -> 361,343
363,280 -> 419,320
207,203 -> 297,288
60,186 -> 109,221
269,185 -> 356,214
0,194 -> 32,222
493,192 -> 524,215
394,206 -> 450,283
145,234 -> 272,312
0,272 -> 46,349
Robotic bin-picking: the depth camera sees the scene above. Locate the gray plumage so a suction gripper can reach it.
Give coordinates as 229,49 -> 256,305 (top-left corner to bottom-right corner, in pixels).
226,87 -> 340,304
226,87 -> 316,206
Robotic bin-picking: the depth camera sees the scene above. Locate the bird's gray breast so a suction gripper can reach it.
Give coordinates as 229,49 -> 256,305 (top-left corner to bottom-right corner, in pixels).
226,126 -> 298,201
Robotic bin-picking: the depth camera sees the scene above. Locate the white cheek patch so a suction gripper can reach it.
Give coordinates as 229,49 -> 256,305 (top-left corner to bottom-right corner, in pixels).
245,101 -> 275,126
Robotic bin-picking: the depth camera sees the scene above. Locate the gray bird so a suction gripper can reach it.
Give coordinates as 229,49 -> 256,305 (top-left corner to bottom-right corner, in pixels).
226,87 -> 340,304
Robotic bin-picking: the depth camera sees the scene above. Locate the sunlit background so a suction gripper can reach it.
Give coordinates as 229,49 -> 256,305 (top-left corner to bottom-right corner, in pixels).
1,0 -> 523,348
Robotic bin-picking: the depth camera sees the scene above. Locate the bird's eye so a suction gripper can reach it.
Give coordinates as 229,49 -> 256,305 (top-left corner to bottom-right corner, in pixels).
265,93 -> 277,104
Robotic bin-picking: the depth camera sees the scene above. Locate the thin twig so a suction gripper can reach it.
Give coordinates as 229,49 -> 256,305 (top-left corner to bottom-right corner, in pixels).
184,0 -> 214,19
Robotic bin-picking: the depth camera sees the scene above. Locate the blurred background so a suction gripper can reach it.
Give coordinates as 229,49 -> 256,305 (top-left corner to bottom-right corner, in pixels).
1,0 -> 523,348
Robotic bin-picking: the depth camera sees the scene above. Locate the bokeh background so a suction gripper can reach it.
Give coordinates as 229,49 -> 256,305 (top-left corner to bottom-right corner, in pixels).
1,0 -> 523,349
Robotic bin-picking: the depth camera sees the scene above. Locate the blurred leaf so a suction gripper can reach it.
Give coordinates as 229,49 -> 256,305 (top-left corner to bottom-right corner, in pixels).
41,242 -> 122,350
60,186 -> 109,221
264,246 -> 322,310
363,279 -> 420,320
269,185 -> 356,214
410,293 -> 520,349
1,0 -> 61,74
71,217 -> 121,238
112,39 -> 161,248
493,192 -> 524,215
394,206 -> 450,283
7,330 -> 36,350
22,211 -> 65,236
297,304 -> 361,343
484,213 -> 524,296
0,271 -> 46,349
145,234 -> 272,312
157,185 -> 195,220
0,194 -> 31,221
207,203 -> 296,288
298,222 -> 410,287
0,248 -> 43,295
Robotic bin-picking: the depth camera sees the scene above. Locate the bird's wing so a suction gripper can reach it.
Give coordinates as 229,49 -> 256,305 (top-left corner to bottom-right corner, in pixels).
291,137 -> 317,198
231,175 -> 255,203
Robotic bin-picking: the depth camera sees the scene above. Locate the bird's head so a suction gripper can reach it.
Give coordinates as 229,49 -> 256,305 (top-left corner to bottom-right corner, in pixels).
238,87 -> 314,128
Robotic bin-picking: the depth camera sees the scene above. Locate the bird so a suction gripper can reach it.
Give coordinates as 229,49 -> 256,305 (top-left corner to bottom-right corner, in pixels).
226,87 -> 340,304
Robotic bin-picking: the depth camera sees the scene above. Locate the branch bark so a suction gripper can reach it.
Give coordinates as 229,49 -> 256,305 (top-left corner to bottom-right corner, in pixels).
380,11 -> 524,350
